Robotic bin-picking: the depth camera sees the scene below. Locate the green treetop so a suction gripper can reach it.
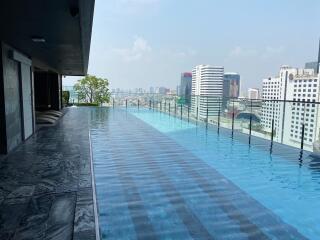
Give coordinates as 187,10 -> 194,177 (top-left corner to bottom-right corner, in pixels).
74,75 -> 110,105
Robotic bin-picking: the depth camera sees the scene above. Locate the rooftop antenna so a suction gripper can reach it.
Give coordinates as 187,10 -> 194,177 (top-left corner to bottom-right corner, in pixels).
317,38 -> 320,74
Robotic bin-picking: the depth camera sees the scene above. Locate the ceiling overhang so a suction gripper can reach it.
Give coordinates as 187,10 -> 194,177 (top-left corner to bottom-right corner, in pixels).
0,0 -> 95,76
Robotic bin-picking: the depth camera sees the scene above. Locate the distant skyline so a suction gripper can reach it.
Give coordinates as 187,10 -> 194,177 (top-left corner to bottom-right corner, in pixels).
63,0 -> 320,92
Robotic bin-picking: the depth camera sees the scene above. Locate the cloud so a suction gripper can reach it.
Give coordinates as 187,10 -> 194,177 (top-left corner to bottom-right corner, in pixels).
261,46 -> 285,59
229,46 -> 285,59
113,37 -> 152,62
171,49 -> 197,58
229,46 -> 258,57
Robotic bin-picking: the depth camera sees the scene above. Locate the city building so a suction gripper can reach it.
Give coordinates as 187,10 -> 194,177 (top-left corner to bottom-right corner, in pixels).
176,85 -> 180,96
180,72 -> 192,105
149,86 -> 155,94
159,86 -> 170,95
305,61 -> 319,74
191,65 -> 224,119
222,72 -> 240,108
305,40 -> 320,74
248,88 -> 260,99
261,65 -> 320,150
223,72 -> 240,98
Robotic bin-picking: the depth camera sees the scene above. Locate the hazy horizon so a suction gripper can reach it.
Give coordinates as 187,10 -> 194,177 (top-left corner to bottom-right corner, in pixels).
63,0 -> 320,93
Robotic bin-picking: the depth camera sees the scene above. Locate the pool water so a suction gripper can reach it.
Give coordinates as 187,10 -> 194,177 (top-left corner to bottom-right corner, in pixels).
91,108 -> 320,239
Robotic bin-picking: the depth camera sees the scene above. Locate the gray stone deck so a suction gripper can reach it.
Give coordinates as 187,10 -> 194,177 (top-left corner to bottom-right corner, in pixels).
0,108 -> 97,240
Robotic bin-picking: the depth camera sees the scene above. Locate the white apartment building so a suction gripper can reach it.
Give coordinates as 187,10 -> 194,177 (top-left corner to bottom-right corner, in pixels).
191,65 -> 224,119
261,65 -> 320,151
248,88 -> 260,99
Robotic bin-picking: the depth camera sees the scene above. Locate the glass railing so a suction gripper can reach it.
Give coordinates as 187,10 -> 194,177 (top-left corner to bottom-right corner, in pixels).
79,92 -> 320,154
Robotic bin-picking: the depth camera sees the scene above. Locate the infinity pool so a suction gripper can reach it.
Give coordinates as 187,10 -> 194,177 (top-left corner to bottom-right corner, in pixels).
91,108 -> 320,239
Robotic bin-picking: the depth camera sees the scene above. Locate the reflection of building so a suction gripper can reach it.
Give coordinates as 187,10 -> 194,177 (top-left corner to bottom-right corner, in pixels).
191,65 -> 224,119
261,65 -> 320,150
248,88 -> 260,99
63,86 -> 78,103
180,72 -> 192,105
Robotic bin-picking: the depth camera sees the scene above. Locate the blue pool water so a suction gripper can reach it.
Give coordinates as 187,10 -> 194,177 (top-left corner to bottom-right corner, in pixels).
91,108 -> 320,239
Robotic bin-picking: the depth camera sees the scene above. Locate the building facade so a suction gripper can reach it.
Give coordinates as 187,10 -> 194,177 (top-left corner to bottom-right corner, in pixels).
222,72 -> 240,109
180,72 -> 192,105
248,88 -> 260,99
191,65 -> 224,119
223,73 -> 240,98
305,61 -> 319,74
261,66 -> 320,150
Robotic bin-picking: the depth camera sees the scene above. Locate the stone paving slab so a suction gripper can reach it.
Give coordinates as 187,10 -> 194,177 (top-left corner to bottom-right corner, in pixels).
0,108 -> 97,240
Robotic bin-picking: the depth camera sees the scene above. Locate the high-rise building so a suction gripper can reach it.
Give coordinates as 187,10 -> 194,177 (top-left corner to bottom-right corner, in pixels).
305,61 -> 319,74
261,65 -> 320,150
149,86 -> 154,94
223,73 -> 240,98
248,88 -> 260,99
191,65 -> 224,119
176,85 -> 180,96
180,72 -> 192,105
159,87 -> 170,95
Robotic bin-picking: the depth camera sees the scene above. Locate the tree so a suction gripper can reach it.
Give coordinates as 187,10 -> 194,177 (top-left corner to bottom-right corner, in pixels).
74,75 -> 110,104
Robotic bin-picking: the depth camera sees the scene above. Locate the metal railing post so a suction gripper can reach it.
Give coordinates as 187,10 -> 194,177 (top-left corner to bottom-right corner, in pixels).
300,123 -> 305,150
196,106 -> 199,125
218,98 -> 221,134
153,100 -> 154,111
231,99 -> 235,137
138,99 -> 140,110
125,99 -> 127,109
206,96 -> 209,128
270,101 -> 275,153
300,103 -> 306,151
160,101 -> 162,111
249,99 -> 252,145
188,105 -> 190,122
175,102 -> 177,115
169,103 -> 171,115
180,104 -> 182,120
113,98 -> 115,109
164,100 -> 167,112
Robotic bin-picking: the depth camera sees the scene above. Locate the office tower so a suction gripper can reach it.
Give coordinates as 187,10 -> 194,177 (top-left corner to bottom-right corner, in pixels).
222,72 -> 240,108
223,73 -> 240,98
261,65 -> 320,150
305,62 -> 318,73
180,72 -> 192,105
191,65 -> 224,119
149,87 -> 154,94
176,85 -> 180,96
159,87 -> 169,95
305,40 -> 320,74
248,88 -> 260,99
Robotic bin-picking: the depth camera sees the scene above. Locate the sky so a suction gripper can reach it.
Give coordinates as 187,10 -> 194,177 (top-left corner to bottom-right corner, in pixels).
63,0 -> 320,94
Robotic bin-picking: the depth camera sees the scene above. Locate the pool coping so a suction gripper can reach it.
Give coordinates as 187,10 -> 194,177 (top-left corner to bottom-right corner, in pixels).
89,131 -> 101,240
